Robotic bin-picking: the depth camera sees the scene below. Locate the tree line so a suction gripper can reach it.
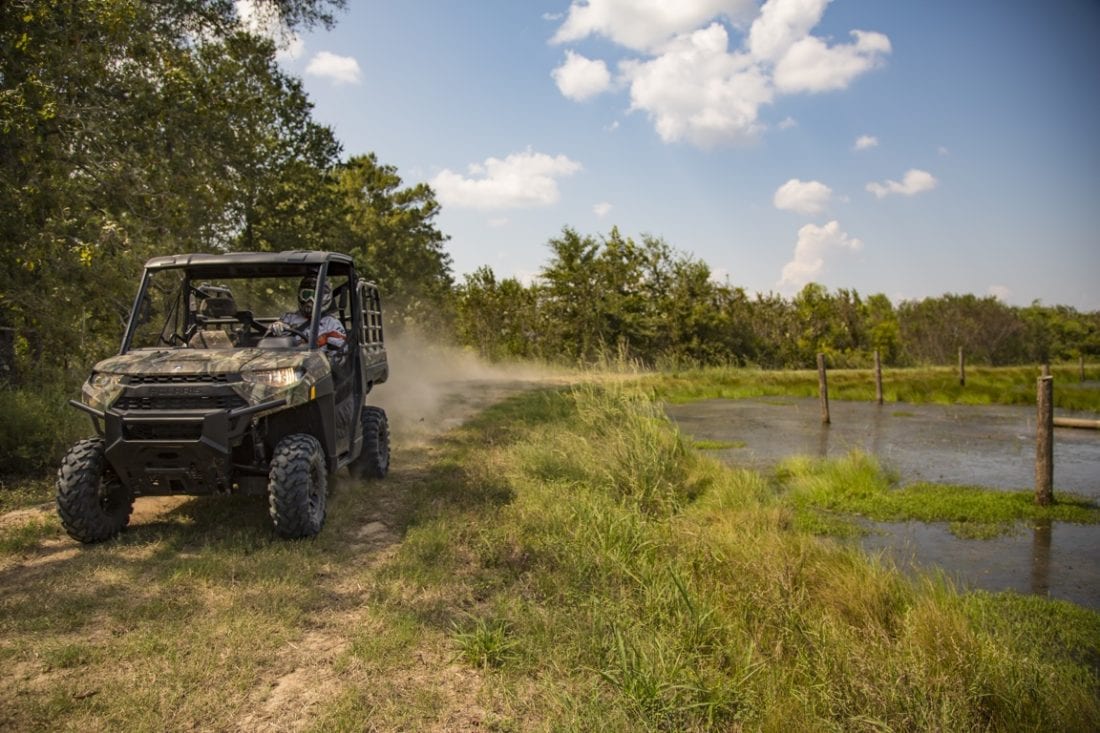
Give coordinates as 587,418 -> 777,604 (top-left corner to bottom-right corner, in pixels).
453,228 -> 1100,369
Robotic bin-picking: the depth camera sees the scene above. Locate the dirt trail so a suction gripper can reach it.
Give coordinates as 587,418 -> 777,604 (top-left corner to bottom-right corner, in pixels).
234,358 -> 557,731
1,336 -> 563,731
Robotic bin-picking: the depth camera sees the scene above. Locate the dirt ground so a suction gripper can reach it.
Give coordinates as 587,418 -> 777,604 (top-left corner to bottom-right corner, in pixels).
0,336 -> 561,732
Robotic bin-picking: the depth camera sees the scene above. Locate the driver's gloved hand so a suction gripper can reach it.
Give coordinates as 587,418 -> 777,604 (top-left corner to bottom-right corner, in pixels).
269,321 -> 288,336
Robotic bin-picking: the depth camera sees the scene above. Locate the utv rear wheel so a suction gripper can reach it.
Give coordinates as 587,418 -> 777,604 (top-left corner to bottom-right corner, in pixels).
56,438 -> 133,543
353,406 -> 390,479
268,434 -> 327,539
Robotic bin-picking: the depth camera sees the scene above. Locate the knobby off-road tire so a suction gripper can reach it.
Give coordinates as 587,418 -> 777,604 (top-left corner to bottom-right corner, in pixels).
268,434 -> 327,539
56,438 -> 134,543
352,406 -> 390,480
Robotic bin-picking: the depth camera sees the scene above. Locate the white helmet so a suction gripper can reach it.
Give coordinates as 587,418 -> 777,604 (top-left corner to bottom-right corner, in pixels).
297,275 -> 332,316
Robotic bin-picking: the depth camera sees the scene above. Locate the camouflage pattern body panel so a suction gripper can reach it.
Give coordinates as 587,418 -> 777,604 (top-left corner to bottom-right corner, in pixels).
82,348 -> 331,413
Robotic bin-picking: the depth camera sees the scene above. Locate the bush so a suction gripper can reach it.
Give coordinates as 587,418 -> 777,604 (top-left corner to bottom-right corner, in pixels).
0,386 -> 86,477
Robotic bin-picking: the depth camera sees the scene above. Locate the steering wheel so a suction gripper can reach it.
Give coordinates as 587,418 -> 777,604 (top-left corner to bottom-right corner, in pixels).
265,323 -> 308,342
234,310 -> 269,336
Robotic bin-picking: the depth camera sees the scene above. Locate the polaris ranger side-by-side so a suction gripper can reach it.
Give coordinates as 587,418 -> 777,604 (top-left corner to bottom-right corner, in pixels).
58,251 -> 390,541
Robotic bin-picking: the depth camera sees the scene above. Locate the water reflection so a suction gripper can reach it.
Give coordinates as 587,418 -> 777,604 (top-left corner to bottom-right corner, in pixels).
1030,519 -> 1052,597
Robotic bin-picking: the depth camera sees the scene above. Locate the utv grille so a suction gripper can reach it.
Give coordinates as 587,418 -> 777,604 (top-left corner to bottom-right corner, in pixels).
123,423 -> 204,441
114,394 -> 248,411
126,373 -> 234,384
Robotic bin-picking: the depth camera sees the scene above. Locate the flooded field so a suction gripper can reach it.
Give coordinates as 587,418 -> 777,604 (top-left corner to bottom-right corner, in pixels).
667,398 -> 1100,609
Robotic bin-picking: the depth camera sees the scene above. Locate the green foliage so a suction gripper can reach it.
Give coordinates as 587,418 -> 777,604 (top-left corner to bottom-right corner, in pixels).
0,0 -> 347,385
329,153 -> 454,333
778,451 -> 1100,537
453,228 -> 1099,370
0,387 -> 86,476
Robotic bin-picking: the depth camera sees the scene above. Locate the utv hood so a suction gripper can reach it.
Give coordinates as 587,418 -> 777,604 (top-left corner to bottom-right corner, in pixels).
83,348 -> 331,412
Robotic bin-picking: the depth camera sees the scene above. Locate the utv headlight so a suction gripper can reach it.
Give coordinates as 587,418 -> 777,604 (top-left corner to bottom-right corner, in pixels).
88,372 -> 123,389
242,367 -> 303,388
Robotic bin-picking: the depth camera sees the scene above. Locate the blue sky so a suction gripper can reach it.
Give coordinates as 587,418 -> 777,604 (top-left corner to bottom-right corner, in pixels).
251,0 -> 1100,310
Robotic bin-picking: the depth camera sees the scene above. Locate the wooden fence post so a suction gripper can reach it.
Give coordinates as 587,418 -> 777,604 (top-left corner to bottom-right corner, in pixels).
1041,363 -> 1050,378
817,353 -> 830,425
958,346 -> 966,386
874,349 -> 884,405
1035,375 -> 1054,506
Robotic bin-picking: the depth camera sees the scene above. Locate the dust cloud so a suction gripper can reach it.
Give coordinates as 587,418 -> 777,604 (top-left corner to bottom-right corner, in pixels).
367,330 -> 560,441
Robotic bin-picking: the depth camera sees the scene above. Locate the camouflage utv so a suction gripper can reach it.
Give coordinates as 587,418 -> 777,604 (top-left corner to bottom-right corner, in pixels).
58,251 -> 390,541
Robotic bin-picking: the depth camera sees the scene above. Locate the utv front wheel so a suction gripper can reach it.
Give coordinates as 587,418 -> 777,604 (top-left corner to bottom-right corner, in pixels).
352,406 -> 390,480
56,438 -> 134,543
268,434 -> 327,539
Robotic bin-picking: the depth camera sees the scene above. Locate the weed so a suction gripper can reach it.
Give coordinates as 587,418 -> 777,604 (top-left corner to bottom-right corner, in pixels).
452,616 -> 517,669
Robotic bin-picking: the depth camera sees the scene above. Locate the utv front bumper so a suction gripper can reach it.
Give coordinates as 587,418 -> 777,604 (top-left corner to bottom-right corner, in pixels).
71,398 -> 285,495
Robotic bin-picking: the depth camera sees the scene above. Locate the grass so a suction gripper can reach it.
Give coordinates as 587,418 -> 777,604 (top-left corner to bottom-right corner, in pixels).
1,379 -> 1098,731
690,438 -> 745,450
646,364 -> 1100,412
777,450 -> 1100,538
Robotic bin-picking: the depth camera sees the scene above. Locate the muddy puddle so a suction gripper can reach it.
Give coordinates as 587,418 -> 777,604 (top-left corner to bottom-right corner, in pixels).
667,398 -> 1100,609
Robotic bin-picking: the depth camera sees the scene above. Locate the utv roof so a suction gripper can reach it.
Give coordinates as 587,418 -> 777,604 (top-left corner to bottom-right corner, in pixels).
144,251 -> 354,269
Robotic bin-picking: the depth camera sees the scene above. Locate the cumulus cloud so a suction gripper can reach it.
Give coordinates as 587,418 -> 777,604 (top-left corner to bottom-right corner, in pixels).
552,0 -> 756,52
866,169 -> 937,199
593,201 -> 613,217
620,24 -> 772,147
778,116 -> 798,129
552,51 -> 612,101
779,220 -> 862,291
551,0 -> 891,148
773,178 -> 832,215
431,149 -> 582,210
988,285 -> 1012,302
305,51 -> 361,85
854,134 -> 878,150
747,0 -> 829,62
773,30 -> 891,93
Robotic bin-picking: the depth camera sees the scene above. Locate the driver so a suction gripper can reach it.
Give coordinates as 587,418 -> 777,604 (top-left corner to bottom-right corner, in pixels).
269,275 -> 346,353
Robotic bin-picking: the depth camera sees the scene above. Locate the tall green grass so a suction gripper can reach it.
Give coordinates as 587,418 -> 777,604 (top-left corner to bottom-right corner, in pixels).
393,385 -> 1100,731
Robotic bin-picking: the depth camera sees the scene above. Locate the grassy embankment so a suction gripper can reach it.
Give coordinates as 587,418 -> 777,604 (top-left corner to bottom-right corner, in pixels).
2,382 -> 1099,730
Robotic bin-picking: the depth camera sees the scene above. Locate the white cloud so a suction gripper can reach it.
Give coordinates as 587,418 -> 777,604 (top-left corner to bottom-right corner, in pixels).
773,178 -> 832,215
305,51 -> 361,85
773,30 -> 891,94
593,201 -> 613,217
236,0 -> 304,60
778,116 -> 798,129
866,169 -> 938,199
431,149 -> 583,210
938,145 -> 950,156
620,23 -> 772,147
552,51 -> 612,101
854,134 -> 878,150
988,285 -> 1012,302
748,0 -> 829,62
488,218 -> 509,228
551,0 -> 756,52
779,220 -> 862,290
551,0 -> 891,149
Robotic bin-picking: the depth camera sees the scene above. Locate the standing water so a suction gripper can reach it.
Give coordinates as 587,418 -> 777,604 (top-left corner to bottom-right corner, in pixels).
667,398 -> 1100,609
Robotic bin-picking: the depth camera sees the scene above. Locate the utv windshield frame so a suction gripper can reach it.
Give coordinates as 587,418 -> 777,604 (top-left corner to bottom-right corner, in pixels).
120,251 -> 355,355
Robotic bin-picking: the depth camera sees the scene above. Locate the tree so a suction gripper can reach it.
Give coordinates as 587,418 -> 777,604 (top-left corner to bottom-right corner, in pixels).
330,154 -> 454,332
0,0 -> 345,382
